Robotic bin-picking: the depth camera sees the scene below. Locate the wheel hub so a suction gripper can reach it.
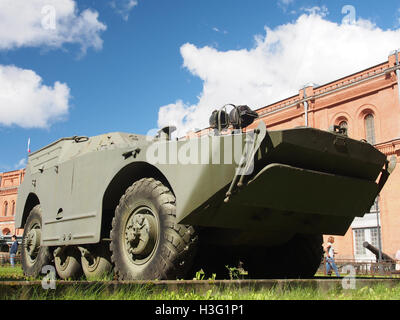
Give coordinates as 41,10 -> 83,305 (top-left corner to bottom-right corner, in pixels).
25,228 -> 41,257
125,208 -> 158,262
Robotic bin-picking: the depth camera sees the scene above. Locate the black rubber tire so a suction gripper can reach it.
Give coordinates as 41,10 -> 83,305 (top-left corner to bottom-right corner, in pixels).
247,234 -> 324,279
110,178 -> 198,280
81,244 -> 113,280
21,205 -> 52,278
54,246 -> 83,280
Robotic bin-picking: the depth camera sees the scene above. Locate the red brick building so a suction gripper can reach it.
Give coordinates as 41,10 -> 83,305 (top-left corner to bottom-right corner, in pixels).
0,169 -> 25,236
249,51 -> 400,261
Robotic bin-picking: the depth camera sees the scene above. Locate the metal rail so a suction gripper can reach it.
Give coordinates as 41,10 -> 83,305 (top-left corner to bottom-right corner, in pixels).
319,259 -> 400,277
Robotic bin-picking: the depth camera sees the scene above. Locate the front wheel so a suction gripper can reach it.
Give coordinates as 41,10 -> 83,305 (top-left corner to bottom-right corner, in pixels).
110,178 -> 198,280
21,205 -> 52,277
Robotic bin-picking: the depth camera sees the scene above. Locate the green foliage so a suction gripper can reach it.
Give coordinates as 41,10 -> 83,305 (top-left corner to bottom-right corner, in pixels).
225,265 -> 248,280
192,269 -> 217,281
194,269 -> 205,280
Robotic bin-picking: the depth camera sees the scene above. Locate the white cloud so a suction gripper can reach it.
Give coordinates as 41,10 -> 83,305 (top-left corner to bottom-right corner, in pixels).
0,158 -> 28,172
397,8 -> 400,27
0,0 -> 107,54
158,100 -> 196,130
110,0 -> 138,21
158,11 -> 400,136
278,0 -> 295,12
0,65 -> 70,128
212,27 -> 228,34
14,158 -> 27,169
302,6 -> 329,16
279,0 -> 294,5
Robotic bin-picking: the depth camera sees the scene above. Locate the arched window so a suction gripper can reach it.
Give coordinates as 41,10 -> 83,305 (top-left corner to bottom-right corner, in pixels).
339,121 -> 348,134
365,114 -> 376,145
339,121 -> 348,130
3,202 -> 8,216
11,201 -> 15,216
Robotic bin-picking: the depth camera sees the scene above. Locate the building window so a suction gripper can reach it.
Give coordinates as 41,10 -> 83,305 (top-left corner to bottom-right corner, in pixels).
353,227 -> 382,260
11,201 -> 15,216
365,114 -> 376,145
337,120 -> 348,135
3,202 -> 8,216
354,229 -> 366,256
352,197 -> 382,260
370,228 -> 379,248
339,121 -> 348,131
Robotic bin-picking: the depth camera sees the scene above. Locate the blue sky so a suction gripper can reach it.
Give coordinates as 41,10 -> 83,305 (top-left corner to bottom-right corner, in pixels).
1,0 -> 400,172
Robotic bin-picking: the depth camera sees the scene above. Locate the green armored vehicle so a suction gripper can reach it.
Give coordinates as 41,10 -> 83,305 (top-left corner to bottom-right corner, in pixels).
15,105 -> 394,280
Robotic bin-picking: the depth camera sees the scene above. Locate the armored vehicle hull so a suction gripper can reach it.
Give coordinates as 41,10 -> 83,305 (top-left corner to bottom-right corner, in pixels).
15,124 -> 392,279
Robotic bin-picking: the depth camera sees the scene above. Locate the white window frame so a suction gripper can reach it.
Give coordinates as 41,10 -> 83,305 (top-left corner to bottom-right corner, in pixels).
351,198 -> 381,262
352,227 -> 380,262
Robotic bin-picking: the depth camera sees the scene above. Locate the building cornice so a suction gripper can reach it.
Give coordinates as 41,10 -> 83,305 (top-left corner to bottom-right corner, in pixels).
375,139 -> 400,156
258,64 -> 399,119
0,186 -> 18,196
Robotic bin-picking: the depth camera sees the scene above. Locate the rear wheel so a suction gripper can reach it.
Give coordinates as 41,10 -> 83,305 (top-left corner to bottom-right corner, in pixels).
110,178 -> 198,280
54,246 -> 83,280
21,205 -> 52,277
81,244 -> 113,280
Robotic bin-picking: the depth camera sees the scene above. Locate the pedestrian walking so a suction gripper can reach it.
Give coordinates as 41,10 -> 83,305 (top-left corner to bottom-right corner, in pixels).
9,235 -> 18,267
325,236 -> 340,277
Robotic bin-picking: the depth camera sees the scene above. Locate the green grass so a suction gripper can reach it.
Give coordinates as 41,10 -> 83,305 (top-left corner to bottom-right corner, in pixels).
3,283 -> 400,300
0,265 -> 26,281
1,265 -> 400,300
0,264 -> 114,282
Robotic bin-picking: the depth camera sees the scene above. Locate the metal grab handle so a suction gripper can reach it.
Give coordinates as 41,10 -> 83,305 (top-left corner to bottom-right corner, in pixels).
73,136 -> 89,143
